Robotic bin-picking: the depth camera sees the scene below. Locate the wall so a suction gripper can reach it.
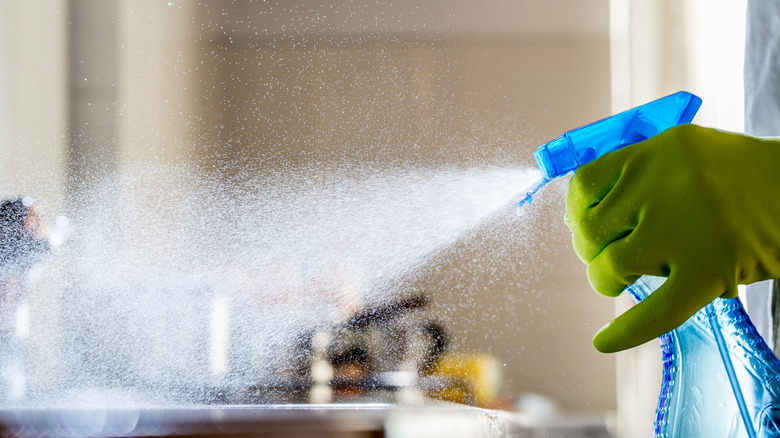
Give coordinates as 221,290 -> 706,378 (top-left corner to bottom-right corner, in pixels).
0,0 -> 615,412
189,0 -> 615,411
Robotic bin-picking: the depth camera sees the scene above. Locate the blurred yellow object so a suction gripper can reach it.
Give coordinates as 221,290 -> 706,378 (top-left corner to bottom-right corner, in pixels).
424,352 -> 501,408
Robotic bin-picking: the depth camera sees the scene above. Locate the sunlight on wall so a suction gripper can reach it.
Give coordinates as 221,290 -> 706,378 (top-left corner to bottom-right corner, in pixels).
610,2 -> 748,438
684,0 -> 746,132
611,0 -> 746,132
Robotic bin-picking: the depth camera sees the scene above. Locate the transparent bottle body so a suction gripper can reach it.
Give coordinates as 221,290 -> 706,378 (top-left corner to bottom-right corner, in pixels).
629,276 -> 780,437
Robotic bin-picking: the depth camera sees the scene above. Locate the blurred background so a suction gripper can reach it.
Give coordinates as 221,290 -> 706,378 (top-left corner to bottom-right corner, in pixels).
0,1 -> 746,437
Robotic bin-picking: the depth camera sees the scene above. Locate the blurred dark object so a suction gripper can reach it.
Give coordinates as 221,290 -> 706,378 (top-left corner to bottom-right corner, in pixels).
0,197 -> 49,269
345,295 -> 428,329
242,295 -> 451,404
330,347 -> 371,398
326,295 -> 448,401
418,322 -> 447,375
0,197 -> 50,403
341,295 -> 447,377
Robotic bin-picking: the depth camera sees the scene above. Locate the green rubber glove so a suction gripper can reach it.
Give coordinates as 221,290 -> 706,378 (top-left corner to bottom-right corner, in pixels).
565,124 -> 780,353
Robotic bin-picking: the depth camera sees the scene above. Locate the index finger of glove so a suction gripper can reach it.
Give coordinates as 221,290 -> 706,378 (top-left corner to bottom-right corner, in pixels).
591,271 -> 725,353
565,149 -> 627,231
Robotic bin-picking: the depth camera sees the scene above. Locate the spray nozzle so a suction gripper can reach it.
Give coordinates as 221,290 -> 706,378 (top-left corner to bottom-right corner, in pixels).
517,91 -> 702,214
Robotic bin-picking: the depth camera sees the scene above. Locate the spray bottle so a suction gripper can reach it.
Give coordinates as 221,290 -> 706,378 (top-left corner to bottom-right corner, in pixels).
519,91 -> 780,437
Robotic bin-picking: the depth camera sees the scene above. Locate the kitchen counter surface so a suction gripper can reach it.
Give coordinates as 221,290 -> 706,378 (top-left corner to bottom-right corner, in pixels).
0,403 -> 614,438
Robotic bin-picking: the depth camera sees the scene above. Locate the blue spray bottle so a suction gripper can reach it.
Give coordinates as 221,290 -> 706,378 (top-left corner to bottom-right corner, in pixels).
519,91 -> 780,437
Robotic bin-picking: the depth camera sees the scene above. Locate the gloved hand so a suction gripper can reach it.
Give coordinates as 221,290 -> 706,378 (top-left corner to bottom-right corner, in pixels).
565,124 -> 780,353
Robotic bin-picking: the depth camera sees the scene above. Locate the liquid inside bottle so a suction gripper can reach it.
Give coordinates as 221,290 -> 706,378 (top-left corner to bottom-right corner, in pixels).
628,276 -> 780,437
